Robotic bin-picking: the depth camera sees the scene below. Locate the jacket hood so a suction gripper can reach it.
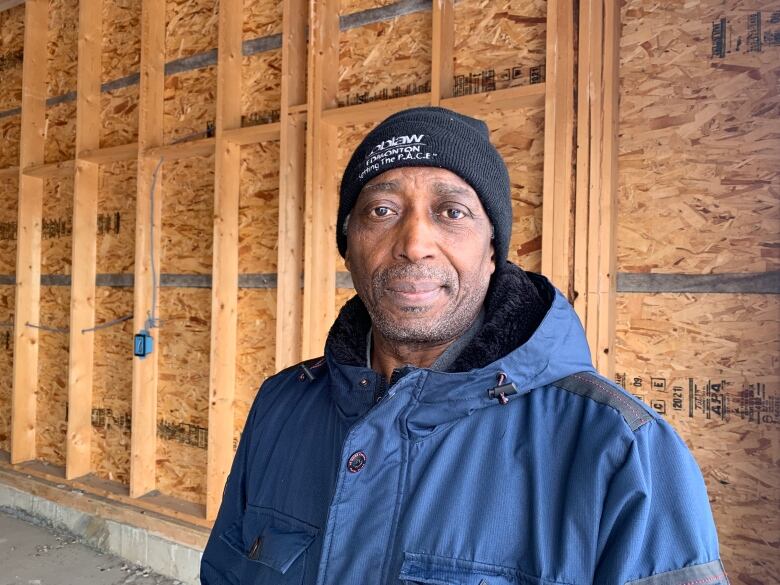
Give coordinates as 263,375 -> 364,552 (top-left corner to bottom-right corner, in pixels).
323,262 -> 595,424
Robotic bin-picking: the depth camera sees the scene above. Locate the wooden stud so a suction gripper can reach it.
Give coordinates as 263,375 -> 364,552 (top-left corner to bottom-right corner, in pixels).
223,123 -> 281,147
11,0 -> 48,465
143,137 -> 215,161
442,84 -> 546,116
22,160 -> 75,178
79,143 -> 139,164
302,0 -> 339,360
572,0 -> 595,326
541,0 -> 576,299
431,0 -> 454,105
66,0 -> 103,480
0,166 -> 20,179
206,0 -> 242,522
595,0 -> 620,377
275,0 -> 308,371
322,93 -> 432,126
130,0 -> 165,498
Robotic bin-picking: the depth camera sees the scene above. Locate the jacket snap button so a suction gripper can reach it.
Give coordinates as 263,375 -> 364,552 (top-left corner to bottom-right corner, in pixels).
359,378 -> 369,387
347,450 -> 367,473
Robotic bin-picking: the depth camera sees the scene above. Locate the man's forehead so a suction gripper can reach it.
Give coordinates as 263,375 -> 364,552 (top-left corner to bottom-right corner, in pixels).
359,167 -> 477,196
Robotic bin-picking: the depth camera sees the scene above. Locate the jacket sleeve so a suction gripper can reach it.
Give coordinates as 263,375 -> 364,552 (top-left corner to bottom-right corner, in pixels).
594,417 -> 729,585
200,390 -> 261,585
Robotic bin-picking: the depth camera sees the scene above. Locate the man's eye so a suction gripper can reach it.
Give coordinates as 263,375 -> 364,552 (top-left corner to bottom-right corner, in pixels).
442,208 -> 466,219
371,206 -> 392,217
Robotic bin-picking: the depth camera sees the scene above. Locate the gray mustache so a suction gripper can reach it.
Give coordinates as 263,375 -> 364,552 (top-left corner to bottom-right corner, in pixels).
373,264 -> 455,290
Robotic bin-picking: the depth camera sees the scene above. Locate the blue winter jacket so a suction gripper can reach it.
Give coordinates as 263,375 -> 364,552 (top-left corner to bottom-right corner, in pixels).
201,266 -> 727,585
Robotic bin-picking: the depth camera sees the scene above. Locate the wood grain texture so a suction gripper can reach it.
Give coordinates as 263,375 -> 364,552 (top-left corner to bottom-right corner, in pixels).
91,286 -> 134,484
0,284 -> 13,452
615,292 -> 780,582
618,0 -> 780,274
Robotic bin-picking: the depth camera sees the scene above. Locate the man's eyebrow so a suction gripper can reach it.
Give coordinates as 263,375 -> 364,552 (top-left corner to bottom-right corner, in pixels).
360,181 -> 399,194
431,182 -> 475,198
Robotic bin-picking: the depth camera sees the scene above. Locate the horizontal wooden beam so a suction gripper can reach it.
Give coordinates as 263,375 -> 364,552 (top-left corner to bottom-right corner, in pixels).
0,166 -> 19,178
288,104 -> 307,114
0,0 -> 24,12
143,137 -> 215,161
322,93 -> 431,126
79,142 -> 138,164
223,122 -> 281,146
441,83 -> 546,115
0,454 -> 212,531
22,159 -> 75,178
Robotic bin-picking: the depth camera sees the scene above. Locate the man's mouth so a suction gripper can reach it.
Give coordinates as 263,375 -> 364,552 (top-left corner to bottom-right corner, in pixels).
385,280 -> 444,304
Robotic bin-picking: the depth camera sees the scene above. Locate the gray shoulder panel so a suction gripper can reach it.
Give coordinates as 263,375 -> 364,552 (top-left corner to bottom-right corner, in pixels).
554,372 -> 654,431
626,559 -> 729,585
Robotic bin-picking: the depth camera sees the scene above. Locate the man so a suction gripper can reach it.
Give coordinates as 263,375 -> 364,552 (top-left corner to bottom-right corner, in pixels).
201,107 -> 727,585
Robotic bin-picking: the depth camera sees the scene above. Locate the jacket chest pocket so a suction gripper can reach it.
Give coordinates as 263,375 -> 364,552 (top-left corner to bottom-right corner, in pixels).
399,553 -> 549,585
219,506 -> 318,584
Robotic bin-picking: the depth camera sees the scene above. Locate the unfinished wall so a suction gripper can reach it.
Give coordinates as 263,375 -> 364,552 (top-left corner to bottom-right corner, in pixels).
616,1 -> 780,580
0,2 -> 775,578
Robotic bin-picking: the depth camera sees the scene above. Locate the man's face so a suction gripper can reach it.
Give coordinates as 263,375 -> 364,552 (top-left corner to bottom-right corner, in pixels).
345,166 -> 496,346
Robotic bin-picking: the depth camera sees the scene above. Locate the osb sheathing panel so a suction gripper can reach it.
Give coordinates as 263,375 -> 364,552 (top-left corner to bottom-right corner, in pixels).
165,0 -> 218,61
243,0 -> 282,38
340,0 -> 397,14
101,86 -> 140,148
0,176 -> 17,274
44,101 -> 77,163
47,0 -> 79,97
160,156 -> 214,275
156,287 -> 210,506
36,285 -> 70,467
156,156 -> 213,504
336,122 -> 374,274
454,0 -> 547,90
163,67 -> 217,144
102,0 -> 141,80
0,115 -> 21,168
241,51 -> 282,122
338,12 -> 432,105
41,178 -> 73,275
91,286 -> 134,484
101,0 -> 141,148
97,161 -> 137,275
484,107 -> 545,272
0,2 -> 24,111
618,0 -> 780,273
615,293 -> 780,581
239,142 -> 279,274
234,289 -> 276,447
0,285 -> 13,452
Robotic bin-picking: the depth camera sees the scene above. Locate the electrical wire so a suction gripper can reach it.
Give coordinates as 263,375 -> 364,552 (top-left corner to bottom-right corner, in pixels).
146,157 -> 164,331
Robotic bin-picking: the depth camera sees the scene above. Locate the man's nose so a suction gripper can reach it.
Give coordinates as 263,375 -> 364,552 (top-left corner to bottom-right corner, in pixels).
392,211 -> 437,262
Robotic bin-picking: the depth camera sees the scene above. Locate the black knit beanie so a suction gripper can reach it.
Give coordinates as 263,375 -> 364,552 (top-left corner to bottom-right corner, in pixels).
338,106 -> 512,267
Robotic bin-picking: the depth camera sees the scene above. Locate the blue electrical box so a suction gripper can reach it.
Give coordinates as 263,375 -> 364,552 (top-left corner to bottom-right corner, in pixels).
134,330 -> 153,358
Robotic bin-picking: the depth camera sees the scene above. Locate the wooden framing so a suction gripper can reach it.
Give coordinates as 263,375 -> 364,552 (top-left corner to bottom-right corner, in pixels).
11,0 -> 47,464
130,0 -> 165,498
431,0 -> 454,105
275,0 -> 307,371
66,0 -> 103,479
302,0 -> 339,360
3,0 -> 585,525
572,0 -> 620,377
541,0 -> 577,299
206,0 -> 242,522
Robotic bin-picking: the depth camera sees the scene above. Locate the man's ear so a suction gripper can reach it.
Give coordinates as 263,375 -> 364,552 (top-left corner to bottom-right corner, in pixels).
488,242 -> 496,275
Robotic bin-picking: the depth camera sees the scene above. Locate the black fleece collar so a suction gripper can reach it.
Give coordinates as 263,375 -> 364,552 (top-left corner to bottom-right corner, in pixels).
325,262 -> 554,373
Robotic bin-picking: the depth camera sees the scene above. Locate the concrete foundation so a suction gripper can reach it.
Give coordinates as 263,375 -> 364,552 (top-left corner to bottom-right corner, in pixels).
0,482 -> 203,585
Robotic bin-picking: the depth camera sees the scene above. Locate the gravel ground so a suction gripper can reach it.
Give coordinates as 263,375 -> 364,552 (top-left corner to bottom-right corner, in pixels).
0,509 -> 184,585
